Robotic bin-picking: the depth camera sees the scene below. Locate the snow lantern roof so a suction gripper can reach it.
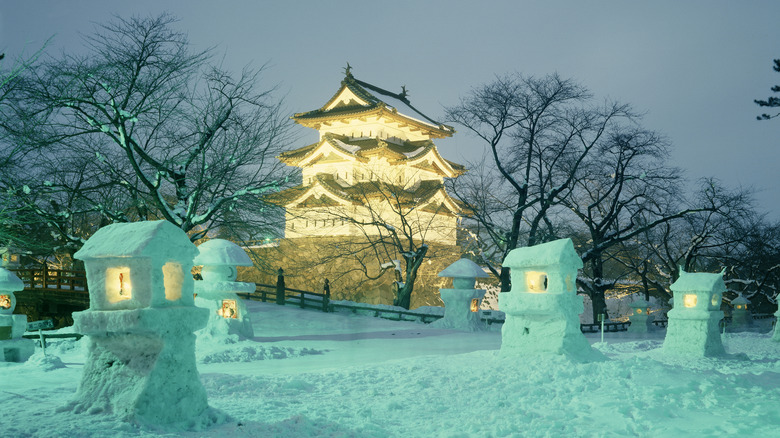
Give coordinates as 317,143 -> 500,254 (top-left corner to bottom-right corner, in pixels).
670,270 -> 726,293
193,239 -> 253,267
502,238 -> 583,270
438,259 -> 488,279
0,267 -> 23,291
74,220 -> 197,261
731,294 -> 749,305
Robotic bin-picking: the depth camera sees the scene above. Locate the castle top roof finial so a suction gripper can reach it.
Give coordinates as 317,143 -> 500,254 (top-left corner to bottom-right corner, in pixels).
344,62 -> 353,78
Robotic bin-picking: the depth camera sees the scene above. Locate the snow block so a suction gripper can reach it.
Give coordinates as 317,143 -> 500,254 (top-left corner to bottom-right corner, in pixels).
663,270 -> 726,357
67,220 -> 215,427
499,239 -> 604,362
663,311 -> 725,356
67,307 -> 209,425
500,291 -> 603,361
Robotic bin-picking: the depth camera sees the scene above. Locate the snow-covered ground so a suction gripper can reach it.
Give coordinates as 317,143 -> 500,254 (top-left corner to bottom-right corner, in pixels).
2,300 -> 779,437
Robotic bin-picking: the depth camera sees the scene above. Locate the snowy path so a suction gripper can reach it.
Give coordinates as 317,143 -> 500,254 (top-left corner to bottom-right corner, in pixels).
2,300 -> 780,437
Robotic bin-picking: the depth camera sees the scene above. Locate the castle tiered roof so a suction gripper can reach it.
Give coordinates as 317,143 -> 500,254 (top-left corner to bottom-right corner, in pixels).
266,173 -> 466,217
278,133 -> 465,178
293,69 -> 455,139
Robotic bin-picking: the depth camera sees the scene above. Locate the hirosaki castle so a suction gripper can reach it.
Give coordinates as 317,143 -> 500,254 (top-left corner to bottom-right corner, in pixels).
270,67 -> 466,245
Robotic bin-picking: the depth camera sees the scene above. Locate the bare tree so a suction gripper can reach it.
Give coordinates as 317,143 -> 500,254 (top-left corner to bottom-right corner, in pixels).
562,128 -> 724,320
1,14 -> 293,254
446,73 -> 634,291
609,180 -> 756,310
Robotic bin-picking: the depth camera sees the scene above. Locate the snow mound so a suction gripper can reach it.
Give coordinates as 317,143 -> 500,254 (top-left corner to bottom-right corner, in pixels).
26,352 -> 66,370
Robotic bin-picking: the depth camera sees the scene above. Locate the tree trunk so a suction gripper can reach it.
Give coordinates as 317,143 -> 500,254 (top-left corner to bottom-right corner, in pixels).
394,247 -> 427,309
500,266 -> 511,292
589,253 -> 610,322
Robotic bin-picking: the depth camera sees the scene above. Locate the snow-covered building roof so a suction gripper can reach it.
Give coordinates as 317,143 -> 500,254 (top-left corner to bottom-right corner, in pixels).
292,69 -> 455,139
278,134 -> 465,178
266,174 -> 465,217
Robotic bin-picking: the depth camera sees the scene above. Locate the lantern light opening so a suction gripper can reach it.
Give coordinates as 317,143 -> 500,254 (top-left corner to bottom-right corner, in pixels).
683,294 -> 697,308
527,272 -> 548,293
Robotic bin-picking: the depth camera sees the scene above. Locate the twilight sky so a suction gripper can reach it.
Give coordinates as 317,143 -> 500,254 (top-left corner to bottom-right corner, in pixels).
2,1 -> 779,218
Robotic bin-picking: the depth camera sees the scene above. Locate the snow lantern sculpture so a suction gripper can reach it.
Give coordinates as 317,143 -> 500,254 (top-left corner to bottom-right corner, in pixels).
662,268 -> 726,357
0,268 -> 34,362
430,258 -> 489,331
500,238 -> 603,361
66,221 -> 210,425
193,239 -> 255,339
729,294 -> 751,331
627,298 -> 654,333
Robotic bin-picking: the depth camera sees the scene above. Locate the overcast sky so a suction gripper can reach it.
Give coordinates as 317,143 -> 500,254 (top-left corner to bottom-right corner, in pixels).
2,1 -> 779,219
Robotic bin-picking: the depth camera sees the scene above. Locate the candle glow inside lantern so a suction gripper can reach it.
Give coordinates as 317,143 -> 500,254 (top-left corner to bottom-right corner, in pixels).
627,298 -> 654,334
662,268 -> 727,357
65,220 -> 212,426
729,294 -> 751,331
0,267 -> 34,362
499,238 -> 604,362
430,258 -> 489,331
193,239 -> 255,339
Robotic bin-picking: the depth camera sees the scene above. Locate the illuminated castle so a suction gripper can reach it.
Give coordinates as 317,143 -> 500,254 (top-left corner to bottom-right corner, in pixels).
269,67 -> 465,245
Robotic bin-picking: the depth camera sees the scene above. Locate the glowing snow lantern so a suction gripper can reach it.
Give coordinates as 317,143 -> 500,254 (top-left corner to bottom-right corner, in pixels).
729,294 -> 751,330
430,258 -> 489,331
662,268 -> 726,357
193,239 -> 255,338
66,220 -> 210,425
499,238 -> 604,361
627,298 -> 653,333
0,267 -> 34,362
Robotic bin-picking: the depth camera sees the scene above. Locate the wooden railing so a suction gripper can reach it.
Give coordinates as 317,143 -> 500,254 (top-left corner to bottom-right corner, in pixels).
238,283 -> 332,312
12,269 -> 88,292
